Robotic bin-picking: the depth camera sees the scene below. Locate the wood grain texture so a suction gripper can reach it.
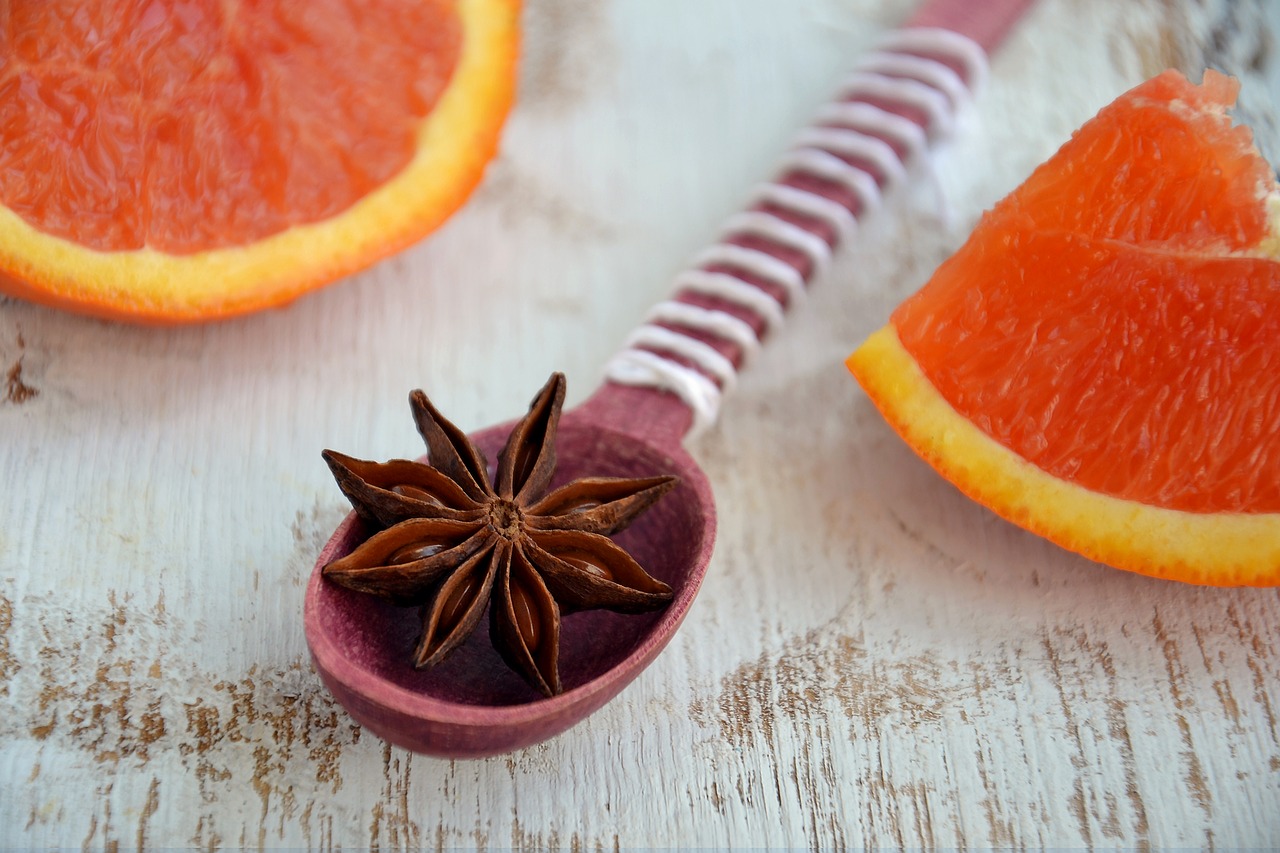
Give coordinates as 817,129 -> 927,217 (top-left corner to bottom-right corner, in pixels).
2,0 -> 1278,848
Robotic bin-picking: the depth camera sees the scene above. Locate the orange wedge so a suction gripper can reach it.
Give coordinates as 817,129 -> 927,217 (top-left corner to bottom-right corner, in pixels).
847,70 -> 1280,586
0,0 -> 519,323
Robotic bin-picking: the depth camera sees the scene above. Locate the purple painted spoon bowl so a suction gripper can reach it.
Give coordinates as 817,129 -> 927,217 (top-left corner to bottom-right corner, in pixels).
306,384 -> 709,757
305,0 -> 1034,757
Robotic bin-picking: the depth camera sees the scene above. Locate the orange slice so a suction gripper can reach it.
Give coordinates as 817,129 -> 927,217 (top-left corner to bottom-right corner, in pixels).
0,0 -> 519,323
847,70 -> 1280,586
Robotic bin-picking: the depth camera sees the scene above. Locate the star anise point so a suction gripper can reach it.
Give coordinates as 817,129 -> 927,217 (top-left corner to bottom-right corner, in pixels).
322,373 -> 677,697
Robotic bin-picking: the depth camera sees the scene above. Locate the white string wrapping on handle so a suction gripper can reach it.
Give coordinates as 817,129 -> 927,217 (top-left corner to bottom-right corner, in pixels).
857,51 -> 971,109
777,148 -> 883,213
792,126 -> 908,187
673,269 -> 787,334
839,72 -> 955,137
748,182 -> 860,243
622,325 -> 739,390
692,243 -> 808,303
878,26 -> 989,92
814,101 -> 929,164
719,211 -> 833,276
604,349 -> 723,436
644,301 -> 763,362
603,26 -> 989,438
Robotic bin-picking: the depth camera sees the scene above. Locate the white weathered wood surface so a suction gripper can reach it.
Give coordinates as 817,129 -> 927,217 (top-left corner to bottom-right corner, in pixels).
3,0 -> 1279,847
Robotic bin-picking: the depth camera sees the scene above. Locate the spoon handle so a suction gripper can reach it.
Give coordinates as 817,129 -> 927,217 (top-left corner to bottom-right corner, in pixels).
587,0 -> 1036,442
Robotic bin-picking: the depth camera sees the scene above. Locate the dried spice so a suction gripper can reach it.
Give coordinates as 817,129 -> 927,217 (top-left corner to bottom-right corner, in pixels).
321,373 -> 676,696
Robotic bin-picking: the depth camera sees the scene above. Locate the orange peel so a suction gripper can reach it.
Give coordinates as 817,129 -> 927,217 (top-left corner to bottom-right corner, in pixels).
0,0 -> 520,323
848,70 -> 1280,586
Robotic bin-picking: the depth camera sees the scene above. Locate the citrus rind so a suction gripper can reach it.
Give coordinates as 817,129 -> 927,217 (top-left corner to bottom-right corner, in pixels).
0,0 -> 520,324
848,326 -> 1280,587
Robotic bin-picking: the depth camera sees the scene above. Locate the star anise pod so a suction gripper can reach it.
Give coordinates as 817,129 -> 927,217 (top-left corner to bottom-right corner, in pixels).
320,373 -> 677,697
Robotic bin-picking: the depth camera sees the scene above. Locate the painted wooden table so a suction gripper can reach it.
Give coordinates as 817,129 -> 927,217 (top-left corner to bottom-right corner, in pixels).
2,0 -> 1278,847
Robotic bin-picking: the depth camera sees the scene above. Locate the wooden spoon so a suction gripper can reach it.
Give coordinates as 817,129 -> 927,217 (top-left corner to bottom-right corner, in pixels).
305,0 -> 1036,758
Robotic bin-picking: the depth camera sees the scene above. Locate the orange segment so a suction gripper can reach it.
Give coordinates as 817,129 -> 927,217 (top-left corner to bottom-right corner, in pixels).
986,71 -> 1273,250
0,0 -> 518,323
893,227 -> 1280,515
850,327 -> 1280,587
847,70 -> 1280,586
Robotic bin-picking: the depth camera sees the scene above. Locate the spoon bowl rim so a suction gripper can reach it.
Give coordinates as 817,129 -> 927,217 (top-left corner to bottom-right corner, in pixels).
303,411 -> 716,754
